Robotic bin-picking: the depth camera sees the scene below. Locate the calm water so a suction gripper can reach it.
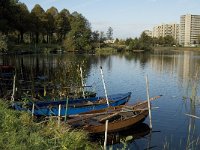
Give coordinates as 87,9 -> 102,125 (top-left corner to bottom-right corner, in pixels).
1,50 -> 200,149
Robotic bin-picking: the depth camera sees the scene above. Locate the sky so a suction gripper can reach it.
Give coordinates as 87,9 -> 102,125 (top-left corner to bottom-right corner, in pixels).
19,0 -> 200,39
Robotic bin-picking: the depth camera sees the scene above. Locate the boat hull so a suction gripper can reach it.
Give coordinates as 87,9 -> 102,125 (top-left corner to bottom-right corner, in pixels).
13,92 -> 131,116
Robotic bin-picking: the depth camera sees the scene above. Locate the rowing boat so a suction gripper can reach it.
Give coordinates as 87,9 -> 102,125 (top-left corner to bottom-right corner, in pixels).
67,95 -> 161,133
13,92 -> 131,116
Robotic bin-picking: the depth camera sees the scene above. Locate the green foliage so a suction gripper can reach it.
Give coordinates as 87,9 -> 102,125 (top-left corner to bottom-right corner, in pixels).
114,38 -> 119,44
0,1 -> 97,52
197,35 -> 200,44
127,33 -> 153,51
0,34 -> 8,52
63,12 -> 92,52
163,35 -> 175,46
106,27 -> 113,40
14,2 -> 30,43
55,9 -> 71,42
0,101 -> 95,149
125,32 -> 177,51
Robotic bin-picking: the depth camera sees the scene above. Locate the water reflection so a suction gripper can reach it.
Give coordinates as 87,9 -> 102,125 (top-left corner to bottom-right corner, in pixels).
90,123 -> 151,149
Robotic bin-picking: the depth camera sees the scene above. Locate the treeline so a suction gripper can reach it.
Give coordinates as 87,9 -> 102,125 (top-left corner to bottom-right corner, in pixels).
115,32 -> 177,51
0,0 -> 106,52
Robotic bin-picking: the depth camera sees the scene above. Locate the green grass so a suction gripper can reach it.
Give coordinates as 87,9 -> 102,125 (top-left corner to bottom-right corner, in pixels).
95,47 -> 117,54
0,100 -> 97,150
8,43 -> 61,54
153,46 -> 200,51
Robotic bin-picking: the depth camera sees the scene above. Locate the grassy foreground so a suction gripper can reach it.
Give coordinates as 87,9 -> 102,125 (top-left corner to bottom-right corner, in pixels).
0,100 -> 96,150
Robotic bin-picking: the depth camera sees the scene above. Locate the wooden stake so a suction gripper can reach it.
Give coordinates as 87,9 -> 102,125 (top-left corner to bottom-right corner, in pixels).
11,74 -> 16,102
146,75 -> 152,129
104,120 -> 109,150
32,103 -> 35,117
80,67 -> 85,98
100,66 -> 109,107
58,104 -> 61,126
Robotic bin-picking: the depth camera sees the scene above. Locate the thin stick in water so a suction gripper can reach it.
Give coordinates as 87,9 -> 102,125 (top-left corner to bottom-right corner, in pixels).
100,66 -> 109,107
104,120 -> 109,150
80,67 -> 85,98
32,103 -> 35,117
11,75 -> 16,102
58,104 -> 61,126
146,75 -> 152,129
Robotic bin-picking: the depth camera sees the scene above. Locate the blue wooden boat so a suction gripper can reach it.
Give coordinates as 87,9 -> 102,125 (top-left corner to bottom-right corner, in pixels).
12,92 -> 131,116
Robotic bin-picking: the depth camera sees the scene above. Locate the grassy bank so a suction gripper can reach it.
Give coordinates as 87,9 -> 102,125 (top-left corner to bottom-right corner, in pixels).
95,47 -> 117,54
7,44 -> 62,54
0,100 -> 96,150
153,46 -> 200,51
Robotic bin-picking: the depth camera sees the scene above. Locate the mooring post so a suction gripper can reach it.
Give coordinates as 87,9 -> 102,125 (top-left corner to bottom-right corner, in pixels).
80,67 -> 85,98
58,104 -> 61,126
11,74 -> 16,102
31,103 -> 35,118
104,120 -> 109,150
146,75 -> 152,129
100,66 -> 109,107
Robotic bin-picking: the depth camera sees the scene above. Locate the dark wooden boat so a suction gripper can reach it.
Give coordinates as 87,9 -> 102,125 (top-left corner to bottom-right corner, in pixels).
13,92 -> 131,116
67,95 -> 161,133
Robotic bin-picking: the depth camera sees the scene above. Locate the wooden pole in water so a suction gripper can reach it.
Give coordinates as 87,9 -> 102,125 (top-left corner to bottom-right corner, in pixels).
146,75 -> 152,129
32,103 -> 35,118
100,66 -> 109,107
104,120 -> 109,150
58,104 -> 61,126
11,74 -> 16,102
80,67 -> 85,98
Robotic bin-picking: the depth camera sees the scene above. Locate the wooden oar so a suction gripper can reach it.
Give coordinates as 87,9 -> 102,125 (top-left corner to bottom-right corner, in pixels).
99,111 -> 121,122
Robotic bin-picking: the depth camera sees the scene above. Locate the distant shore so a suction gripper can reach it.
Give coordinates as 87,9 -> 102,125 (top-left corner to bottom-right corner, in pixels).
153,46 -> 200,51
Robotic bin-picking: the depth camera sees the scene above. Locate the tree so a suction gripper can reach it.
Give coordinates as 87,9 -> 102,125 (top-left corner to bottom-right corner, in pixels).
0,0 -> 19,34
45,7 -> 58,43
55,9 -> 71,42
163,35 -> 175,46
30,4 -> 45,43
14,3 -> 30,43
157,36 -> 164,45
106,27 -> 113,40
139,32 -> 153,50
129,38 -> 140,50
63,12 -> 92,52
125,38 -> 132,45
91,30 -> 99,48
197,35 -> 200,44
114,38 -> 119,44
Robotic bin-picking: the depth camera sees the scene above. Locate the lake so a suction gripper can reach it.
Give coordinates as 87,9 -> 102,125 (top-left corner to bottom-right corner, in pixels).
0,50 -> 200,149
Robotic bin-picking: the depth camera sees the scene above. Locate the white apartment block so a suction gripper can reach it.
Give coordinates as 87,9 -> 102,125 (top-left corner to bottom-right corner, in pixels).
179,14 -> 200,46
152,24 -> 179,42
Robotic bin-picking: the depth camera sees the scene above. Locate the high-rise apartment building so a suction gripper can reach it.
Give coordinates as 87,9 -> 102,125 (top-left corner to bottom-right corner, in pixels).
179,14 -> 200,46
152,24 -> 179,42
